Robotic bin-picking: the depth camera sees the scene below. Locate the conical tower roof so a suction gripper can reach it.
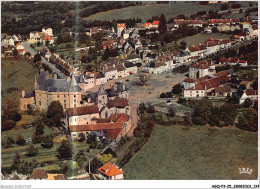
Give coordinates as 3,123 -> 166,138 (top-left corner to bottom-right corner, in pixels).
98,84 -> 107,95
69,74 -> 82,92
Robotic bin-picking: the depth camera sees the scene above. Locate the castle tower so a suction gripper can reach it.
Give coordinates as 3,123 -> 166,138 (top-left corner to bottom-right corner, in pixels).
97,84 -> 107,110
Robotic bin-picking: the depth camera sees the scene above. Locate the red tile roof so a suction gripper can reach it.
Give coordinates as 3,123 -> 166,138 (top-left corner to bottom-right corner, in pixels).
117,23 -> 126,28
67,105 -> 99,117
107,98 -> 129,108
69,122 -> 124,132
96,118 -> 111,123
228,57 -> 239,63
238,60 -> 247,63
213,70 -> 231,77
219,57 -> 229,62
98,163 -> 124,177
190,60 -> 211,69
152,21 -> 159,25
198,75 -> 211,81
245,89 -> 258,96
215,86 -> 231,93
191,75 -> 230,90
107,129 -> 122,139
42,35 -> 53,40
31,169 -> 48,179
183,78 -> 196,83
110,113 -> 129,123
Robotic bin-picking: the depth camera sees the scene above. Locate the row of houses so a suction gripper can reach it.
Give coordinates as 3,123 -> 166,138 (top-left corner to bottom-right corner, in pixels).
173,38 -> 232,64
182,60 -> 258,105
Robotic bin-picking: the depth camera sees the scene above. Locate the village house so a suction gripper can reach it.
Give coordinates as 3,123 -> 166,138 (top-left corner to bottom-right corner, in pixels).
103,65 -> 118,81
143,61 -> 167,74
97,162 -> 124,180
117,23 -> 126,36
183,74 -> 230,98
65,105 -> 100,127
15,43 -> 26,55
30,169 -> 48,180
126,53 -> 141,64
214,86 -> 232,97
189,61 -> 215,78
40,35 -> 54,45
219,57 -> 248,66
239,89 -> 258,104
217,23 -> 231,32
173,51 -> 191,64
116,64 -> 128,78
123,62 -> 138,75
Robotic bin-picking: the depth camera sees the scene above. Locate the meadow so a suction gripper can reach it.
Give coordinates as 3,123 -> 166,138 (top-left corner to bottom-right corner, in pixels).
83,2 -> 222,22
124,124 -> 258,180
1,57 -> 38,107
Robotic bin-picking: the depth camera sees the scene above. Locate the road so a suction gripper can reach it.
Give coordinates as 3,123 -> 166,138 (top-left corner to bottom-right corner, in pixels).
21,41 -> 66,79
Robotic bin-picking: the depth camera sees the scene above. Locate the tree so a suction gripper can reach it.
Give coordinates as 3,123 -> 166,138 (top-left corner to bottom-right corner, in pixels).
13,49 -> 18,56
167,107 -> 176,117
76,150 -> 87,167
11,153 -> 22,171
26,145 -> 39,157
98,154 -> 117,165
32,134 -> 42,144
57,140 -> 73,160
252,80 -> 258,90
41,135 -> 53,148
160,93 -> 167,98
180,41 -> 187,50
221,3 -> 229,11
236,108 -> 257,132
16,134 -> 26,146
146,103 -> 155,113
33,53 -> 41,63
102,46 -> 110,61
158,14 -> 167,34
78,133 -> 85,142
243,98 -> 253,108
212,27 -> 219,33
138,72 -> 151,86
1,120 -> 16,131
231,3 -> 241,9
47,101 -> 64,127
35,122 -> 44,136
6,137 -> 15,146
87,133 -> 97,149
138,102 -> 147,114
172,83 -> 183,94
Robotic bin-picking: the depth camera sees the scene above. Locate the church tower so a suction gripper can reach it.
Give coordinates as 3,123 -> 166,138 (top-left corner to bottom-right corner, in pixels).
97,84 -> 107,110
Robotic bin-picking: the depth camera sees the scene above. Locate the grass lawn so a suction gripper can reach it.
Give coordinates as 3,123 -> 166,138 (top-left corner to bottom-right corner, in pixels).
124,124 -> 258,180
83,2 -> 223,22
1,57 -> 38,107
177,33 -> 231,47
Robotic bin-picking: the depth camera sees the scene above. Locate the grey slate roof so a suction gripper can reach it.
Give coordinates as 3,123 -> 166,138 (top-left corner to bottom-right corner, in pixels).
124,62 -> 136,68
24,91 -> 34,98
98,84 -> 107,95
37,71 -> 82,92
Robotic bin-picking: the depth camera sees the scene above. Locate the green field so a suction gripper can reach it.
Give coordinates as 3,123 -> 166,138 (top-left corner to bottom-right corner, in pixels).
124,125 -> 258,180
83,2 -> 223,22
1,57 -> 38,107
177,33 -> 231,47
83,1 -> 253,22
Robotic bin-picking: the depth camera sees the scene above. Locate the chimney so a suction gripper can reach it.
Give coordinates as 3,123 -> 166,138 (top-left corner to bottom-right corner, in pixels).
22,90 -> 25,98
123,84 -> 125,91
